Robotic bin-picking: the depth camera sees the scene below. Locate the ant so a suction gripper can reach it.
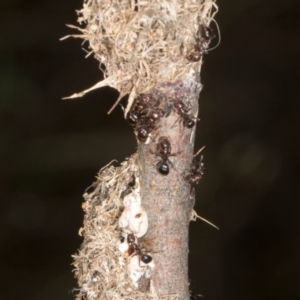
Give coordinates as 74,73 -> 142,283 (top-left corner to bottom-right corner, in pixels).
127,94 -> 165,142
173,99 -> 196,128
197,25 -> 216,54
127,233 -> 152,264
200,25 -> 215,43
131,94 -> 159,118
186,46 -> 204,62
127,95 -> 149,126
146,109 -> 164,126
135,109 -> 164,143
127,110 -> 140,126
136,124 -> 151,142
184,154 -> 205,185
155,136 -> 180,175
186,25 -> 215,62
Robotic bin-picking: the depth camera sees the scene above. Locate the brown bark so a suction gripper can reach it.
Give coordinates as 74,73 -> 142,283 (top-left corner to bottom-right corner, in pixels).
138,79 -> 202,299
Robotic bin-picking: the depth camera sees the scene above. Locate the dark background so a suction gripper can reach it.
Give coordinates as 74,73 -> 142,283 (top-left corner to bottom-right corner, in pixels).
1,0 -> 299,299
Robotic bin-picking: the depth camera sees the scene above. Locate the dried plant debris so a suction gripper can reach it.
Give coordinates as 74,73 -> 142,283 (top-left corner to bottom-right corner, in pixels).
73,155 -> 172,299
62,0 -> 218,112
72,155 -> 215,299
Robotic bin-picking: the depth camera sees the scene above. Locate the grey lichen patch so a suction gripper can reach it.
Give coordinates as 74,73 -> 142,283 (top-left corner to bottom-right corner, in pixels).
73,155 -> 177,299
62,0 -> 217,110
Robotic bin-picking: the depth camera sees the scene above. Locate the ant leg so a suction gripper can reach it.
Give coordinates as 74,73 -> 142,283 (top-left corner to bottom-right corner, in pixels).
166,158 -> 175,170
169,150 -> 183,157
171,116 -> 181,129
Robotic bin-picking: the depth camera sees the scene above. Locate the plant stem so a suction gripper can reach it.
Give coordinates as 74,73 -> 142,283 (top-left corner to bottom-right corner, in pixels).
138,79 -> 202,299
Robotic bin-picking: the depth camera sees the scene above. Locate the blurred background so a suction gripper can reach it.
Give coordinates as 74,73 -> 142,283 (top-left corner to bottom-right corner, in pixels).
0,0 -> 299,299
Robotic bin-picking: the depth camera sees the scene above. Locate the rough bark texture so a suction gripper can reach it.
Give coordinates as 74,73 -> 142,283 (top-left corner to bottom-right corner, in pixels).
138,79 -> 202,299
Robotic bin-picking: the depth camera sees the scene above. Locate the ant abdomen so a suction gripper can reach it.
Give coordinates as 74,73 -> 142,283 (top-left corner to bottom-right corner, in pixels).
137,126 -> 150,142
157,161 -> 169,175
141,254 -> 152,264
183,117 -> 195,128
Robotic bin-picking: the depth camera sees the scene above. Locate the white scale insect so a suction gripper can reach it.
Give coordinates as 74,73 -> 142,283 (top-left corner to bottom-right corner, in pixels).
119,188 -> 148,238
119,187 -> 154,286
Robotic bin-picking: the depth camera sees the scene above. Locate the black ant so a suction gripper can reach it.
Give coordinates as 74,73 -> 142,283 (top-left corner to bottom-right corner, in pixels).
173,99 -> 196,128
146,109 -> 164,126
135,116 -> 155,143
127,94 -> 165,142
200,25 -> 215,43
127,95 -> 149,126
186,47 -> 204,62
186,36 -> 208,62
127,110 -> 140,126
173,99 -> 188,116
197,25 -> 216,54
186,25 -> 216,62
136,109 -> 164,143
184,154 -> 205,185
127,233 -> 152,264
136,124 -> 151,142
155,136 -> 180,175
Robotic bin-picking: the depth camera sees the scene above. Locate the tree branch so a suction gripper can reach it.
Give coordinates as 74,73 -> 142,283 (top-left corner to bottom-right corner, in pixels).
138,80 -> 201,298
66,0 -> 218,299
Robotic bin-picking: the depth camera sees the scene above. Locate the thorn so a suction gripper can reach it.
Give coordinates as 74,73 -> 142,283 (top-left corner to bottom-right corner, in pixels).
194,146 -> 205,157
107,91 -> 126,115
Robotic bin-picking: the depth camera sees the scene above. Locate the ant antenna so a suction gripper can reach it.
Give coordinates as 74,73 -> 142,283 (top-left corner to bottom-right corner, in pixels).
206,19 -> 221,52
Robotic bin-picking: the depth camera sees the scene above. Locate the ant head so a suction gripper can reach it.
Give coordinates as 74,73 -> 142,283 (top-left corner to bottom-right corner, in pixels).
127,111 -> 139,126
186,51 -> 202,62
201,25 -> 215,41
127,233 -> 136,244
157,136 -> 169,145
